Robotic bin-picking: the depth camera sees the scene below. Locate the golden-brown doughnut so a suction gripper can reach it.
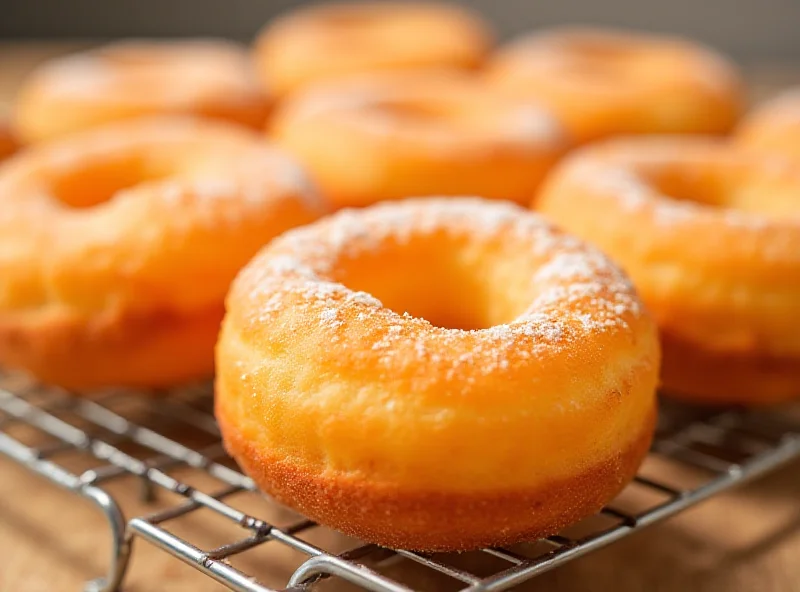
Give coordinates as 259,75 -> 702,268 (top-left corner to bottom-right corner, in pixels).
216,198 -> 659,551
14,40 -> 270,143
270,72 -> 568,208
0,117 -> 325,389
487,27 -> 744,144
535,137 -> 800,404
254,2 -> 492,98
736,87 -> 800,160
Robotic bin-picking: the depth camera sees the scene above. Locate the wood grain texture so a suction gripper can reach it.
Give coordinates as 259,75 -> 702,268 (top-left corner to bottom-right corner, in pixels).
0,42 -> 799,592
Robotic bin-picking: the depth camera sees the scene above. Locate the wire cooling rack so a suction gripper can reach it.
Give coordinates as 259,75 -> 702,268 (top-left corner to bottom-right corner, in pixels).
1,372 -> 799,592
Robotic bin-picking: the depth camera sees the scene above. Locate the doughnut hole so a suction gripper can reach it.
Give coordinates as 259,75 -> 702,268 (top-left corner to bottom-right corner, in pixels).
99,45 -> 158,66
327,232 -> 534,330
366,96 -> 497,137
315,5 -> 384,28
373,99 -> 458,123
557,37 -> 687,86
550,39 -> 640,87
271,73 -> 566,207
565,36 -> 635,59
638,159 -> 800,220
94,45 -> 219,90
47,153 -> 169,208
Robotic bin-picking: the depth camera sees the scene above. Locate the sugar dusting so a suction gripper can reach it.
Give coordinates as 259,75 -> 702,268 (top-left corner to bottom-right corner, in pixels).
33,119 -> 324,217
36,54 -> 114,97
40,117 -> 204,171
576,161 -> 696,226
284,88 -> 379,122
163,146 -> 326,216
503,102 -> 566,147
746,87 -> 800,127
238,198 -> 642,373
282,79 -> 566,150
499,27 -> 740,98
34,40 -> 259,99
571,157 -> 770,229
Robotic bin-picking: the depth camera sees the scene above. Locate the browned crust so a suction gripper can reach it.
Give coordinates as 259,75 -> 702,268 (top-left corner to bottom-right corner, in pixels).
661,332 -> 800,405
0,305 -> 223,391
217,404 -> 656,552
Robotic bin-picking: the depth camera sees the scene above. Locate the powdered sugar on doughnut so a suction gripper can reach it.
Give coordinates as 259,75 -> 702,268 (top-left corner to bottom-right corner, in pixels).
281,88 -> 379,122
33,40 -> 261,100
237,198 -> 643,373
571,158 -> 771,229
26,119 -> 325,221
756,88 -> 800,123
576,161 -> 698,225
162,147 -> 326,216
278,76 -> 566,151
34,54 -> 114,97
502,103 -> 567,147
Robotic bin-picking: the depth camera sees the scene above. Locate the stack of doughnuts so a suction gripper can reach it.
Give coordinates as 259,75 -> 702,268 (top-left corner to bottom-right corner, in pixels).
1,0 -> 797,554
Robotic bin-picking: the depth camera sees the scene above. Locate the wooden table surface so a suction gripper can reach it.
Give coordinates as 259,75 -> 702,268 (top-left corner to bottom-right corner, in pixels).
0,43 -> 799,592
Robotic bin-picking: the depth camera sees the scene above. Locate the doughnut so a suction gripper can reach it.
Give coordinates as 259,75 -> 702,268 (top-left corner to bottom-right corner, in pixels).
13,40 -> 269,143
535,137 -> 800,404
216,198 -> 659,551
0,117 -> 325,390
270,72 -> 568,208
736,87 -> 800,160
486,27 -> 744,144
254,2 -> 492,97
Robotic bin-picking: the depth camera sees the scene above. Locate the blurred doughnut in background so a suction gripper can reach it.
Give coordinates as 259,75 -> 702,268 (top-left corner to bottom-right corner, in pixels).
736,87 -> 800,161
535,137 -> 800,404
254,2 -> 493,98
487,27 -> 744,143
0,117 -> 326,389
270,71 -> 568,208
13,39 -> 270,143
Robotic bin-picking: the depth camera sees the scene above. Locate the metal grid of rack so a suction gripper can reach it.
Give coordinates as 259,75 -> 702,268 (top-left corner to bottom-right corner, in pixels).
1,371 -> 799,592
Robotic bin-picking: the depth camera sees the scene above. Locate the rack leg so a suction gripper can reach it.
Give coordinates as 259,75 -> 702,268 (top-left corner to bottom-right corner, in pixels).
80,485 -> 131,592
0,432 -> 133,591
